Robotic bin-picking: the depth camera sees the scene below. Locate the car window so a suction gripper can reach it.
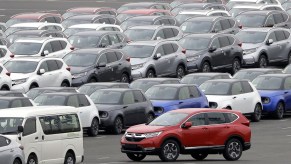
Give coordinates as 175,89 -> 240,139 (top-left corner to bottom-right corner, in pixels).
265,15 -> 275,26
133,90 -> 146,102
98,18 -> 110,24
226,113 -> 239,122
162,43 -> 175,55
282,13 -> 288,22
155,29 -> 165,39
22,99 -> 33,106
122,91 -> 135,104
45,17 -> 56,23
231,82 -> 243,95
39,61 -> 49,72
229,19 -> 235,27
105,51 -> 118,63
47,60 -> 59,71
117,34 -> 124,42
67,95 -> 79,107
50,41 -> 63,52
171,43 -> 178,52
211,37 -> 221,48
100,35 -> 110,47
268,31 -> 278,42
155,45 -> 165,56
60,40 -> 67,49
0,48 -> 6,57
187,113 -> 207,126
109,34 -> 120,44
275,31 -> 287,41
207,112 -> 227,124
163,28 -> 175,38
43,42 -> 53,53
178,87 -> 191,100
284,77 -> 291,89
56,60 -> 63,68
11,99 -> 22,108
283,30 -> 290,38
211,13 -> 223,16
168,19 -> 176,25
54,16 -> 62,23
242,81 -> 253,93
218,36 -> 230,47
98,54 -> 108,64
221,19 -> 231,30
273,13 -> 284,24
23,117 -> 36,136
54,26 -> 63,31
172,28 -> 179,36
99,11 -> 110,15
108,18 -> 116,24
188,86 -> 201,98
228,36 -> 235,45
0,136 -> 10,147
115,51 -> 123,60
213,21 -> 223,32
78,94 -> 90,107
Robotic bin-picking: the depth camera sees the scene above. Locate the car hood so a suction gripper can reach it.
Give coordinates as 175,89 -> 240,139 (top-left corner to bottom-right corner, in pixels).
185,49 -> 207,57
151,100 -> 180,107
95,104 -> 120,112
130,57 -> 149,65
126,124 -> 171,133
10,73 -> 31,80
241,43 -> 262,50
258,90 -> 285,97
206,95 -> 232,102
70,66 -> 93,74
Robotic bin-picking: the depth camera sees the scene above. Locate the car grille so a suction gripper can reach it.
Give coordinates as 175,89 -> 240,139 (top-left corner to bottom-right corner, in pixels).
125,133 -> 145,142
122,144 -> 143,151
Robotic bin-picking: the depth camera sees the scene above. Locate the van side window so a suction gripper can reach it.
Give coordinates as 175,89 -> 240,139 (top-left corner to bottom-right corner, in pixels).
23,117 -> 36,136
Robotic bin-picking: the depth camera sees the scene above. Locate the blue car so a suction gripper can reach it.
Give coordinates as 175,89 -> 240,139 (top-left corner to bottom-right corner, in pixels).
252,74 -> 291,119
145,84 -> 209,116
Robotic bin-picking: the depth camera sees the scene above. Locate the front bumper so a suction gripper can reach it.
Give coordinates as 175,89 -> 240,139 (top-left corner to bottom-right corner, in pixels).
11,84 -> 28,93
131,69 -> 145,80
186,61 -> 199,73
262,103 -> 277,113
121,137 -> 160,155
243,54 -> 257,66
71,77 -> 87,87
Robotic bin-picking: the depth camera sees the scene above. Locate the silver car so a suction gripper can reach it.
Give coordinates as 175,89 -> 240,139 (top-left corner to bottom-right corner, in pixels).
236,27 -> 291,68
0,135 -> 24,164
122,40 -> 187,79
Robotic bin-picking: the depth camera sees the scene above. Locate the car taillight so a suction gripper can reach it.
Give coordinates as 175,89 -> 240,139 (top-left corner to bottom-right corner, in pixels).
6,72 -> 10,76
10,54 -> 14,58
70,47 -> 75,50
126,57 -> 130,62
241,121 -> 250,127
238,25 -> 242,29
66,67 -> 71,71
19,146 -> 24,150
182,49 -> 186,54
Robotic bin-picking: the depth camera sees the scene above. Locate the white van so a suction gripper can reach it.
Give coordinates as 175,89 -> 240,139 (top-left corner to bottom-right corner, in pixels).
0,106 -> 84,164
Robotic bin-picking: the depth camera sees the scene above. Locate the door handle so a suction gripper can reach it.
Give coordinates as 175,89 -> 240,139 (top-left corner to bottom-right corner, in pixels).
35,137 -> 38,140
224,126 -> 230,129
233,96 -> 236,99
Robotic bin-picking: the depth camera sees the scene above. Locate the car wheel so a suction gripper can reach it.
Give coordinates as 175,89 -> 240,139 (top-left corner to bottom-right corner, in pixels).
120,73 -> 129,83
146,69 -> 155,78
64,152 -> 75,164
27,154 -> 38,164
251,104 -> 262,122
176,65 -> 185,79
88,118 -> 99,137
191,153 -> 208,161
273,102 -> 284,119
13,158 -> 21,164
258,55 -> 267,68
126,153 -> 146,161
61,81 -> 69,87
223,138 -> 243,161
112,117 -> 123,134
159,139 -> 180,162
147,113 -> 154,124
201,62 -> 211,72
232,58 -> 241,74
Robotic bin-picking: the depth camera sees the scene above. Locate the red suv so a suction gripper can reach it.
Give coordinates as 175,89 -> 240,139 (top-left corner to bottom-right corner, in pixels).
121,108 -> 251,162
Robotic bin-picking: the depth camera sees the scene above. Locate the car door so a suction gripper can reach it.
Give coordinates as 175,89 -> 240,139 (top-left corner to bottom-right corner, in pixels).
209,37 -> 224,68
163,28 -> 175,39
122,91 -> 139,126
37,61 -> 53,87
241,81 -> 256,114
229,82 -> 246,113
76,94 -> 92,128
108,34 -> 122,49
152,44 -> 168,75
163,43 -> 180,75
46,60 -> 62,86
274,30 -> 289,62
218,36 -> 234,67
220,19 -> 232,34
266,31 -> 281,62
189,86 -> 205,107
0,136 -> 13,163
132,90 -> 148,124
178,86 -> 200,108
96,53 -> 111,82
283,77 -> 291,111
105,51 -> 119,81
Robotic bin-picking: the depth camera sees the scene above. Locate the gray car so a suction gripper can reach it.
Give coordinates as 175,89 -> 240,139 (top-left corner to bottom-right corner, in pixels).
236,27 -> 291,68
122,40 -> 187,79
78,82 -> 129,95
233,68 -> 283,81
181,72 -> 232,85
129,78 -> 180,92
0,135 -> 24,164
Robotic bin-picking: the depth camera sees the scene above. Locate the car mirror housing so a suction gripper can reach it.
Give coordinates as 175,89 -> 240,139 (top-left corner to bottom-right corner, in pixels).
97,62 -> 106,68
38,68 -> 46,75
266,39 -> 273,45
182,122 -> 192,129
208,46 -> 217,52
17,125 -> 24,133
41,50 -> 49,56
154,53 -> 162,60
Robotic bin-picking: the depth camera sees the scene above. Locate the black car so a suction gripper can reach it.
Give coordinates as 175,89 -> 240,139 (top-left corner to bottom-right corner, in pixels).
68,31 -> 127,49
130,78 -> 180,92
26,87 -> 78,99
0,91 -> 25,97
78,82 -> 129,95
233,68 -> 283,81
181,72 -> 232,85
0,97 -> 33,109
171,3 -> 228,16
63,48 -> 131,87
90,88 -> 154,134
178,33 -> 243,74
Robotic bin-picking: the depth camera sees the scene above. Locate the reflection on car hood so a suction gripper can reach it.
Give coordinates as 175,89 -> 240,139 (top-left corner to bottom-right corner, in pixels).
10,73 -> 31,80
95,104 -> 121,112
258,90 -> 285,97
130,57 -> 149,65
126,124 -> 171,133
206,95 -> 232,103
185,49 -> 206,57
151,100 -> 181,107
70,66 -> 93,74
241,43 -> 261,50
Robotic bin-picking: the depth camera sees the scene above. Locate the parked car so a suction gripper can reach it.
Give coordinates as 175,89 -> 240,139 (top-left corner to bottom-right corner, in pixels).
63,7 -> 117,19
121,108 -> 251,162
230,4 -> 283,17
125,25 -> 182,42
171,3 -> 228,16
200,79 -> 263,121
130,78 -> 180,92
235,28 -> 291,68
9,37 -> 72,58
0,91 -> 26,97
181,72 -> 232,85
122,40 -> 187,79
64,24 -> 123,37
117,2 -> 171,13
233,68 -> 282,81
145,84 -> 209,116
117,9 -> 172,22
282,1 -> 291,10
0,135 -> 24,164
63,48 -> 131,86
0,97 -> 34,109
171,0 -> 227,8
227,0 -> 280,9
0,45 -> 13,64
180,16 -> 240,34
90,88 -> 154,134
0,64 -> 12,90
176,10 -> 231,24
4,57 -> 72,92
178,33 -> 243,73
68,31 -> 127,49
252,74 -> 291,119
78,82 -> 129,95
26,87 -> 78,99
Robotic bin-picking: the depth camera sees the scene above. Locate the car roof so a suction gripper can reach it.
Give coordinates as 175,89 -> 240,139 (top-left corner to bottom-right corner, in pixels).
230,0 -> 258,2
67,7 -> 113,12
9,56 -> 60,62
0,91 -> 23,95
182,33 -> 222,39
187,16 -> 223,21
10,29 -> 48,35
206,79 -> 249,83
121,2 -> 165,7
70,48 -> 107,54
14,37 -> 55,43
67,23 -> 119,29
179,10 -> 226,15
128,40 -> 175,46
10,22 -> 61,28
237,10 -> 274,15
239,68 -> 282,72
240,28 -> 273,32
127,25 -> 175,30
11,13 -> 60,19
258,74 -> 291,78
135,78 -> 180,82
66,14 -> 111,20
152,84 -> 195,88
98,88 -> 139,92
176,3 -> 215,7
186,72 -> 230,76
84,82 -> 128,86
30,87 -> 76,91
127,15 -> 171,21
120,9 -> 169,14
0,97 -> 29,100
40,92 -> 83,96
171,108 -> 240,114
72,30 -> 118,36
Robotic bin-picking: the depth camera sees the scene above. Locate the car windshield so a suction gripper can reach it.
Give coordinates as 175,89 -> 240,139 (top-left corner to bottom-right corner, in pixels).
5,61 -> 38,73
149,112 -> 188,126
145,86 -> 178,100
236,31 -> 267,44
181,76 -> 211,86
64,28 -> 95,37
34,95 -> 67,106
117,6 -> 145,13
9,42 -> 42,55
252,76 -> 283,90
0,117 -> 24,134
0,100 -> 9,109
68,35 -> 100,48
63,53 -> 98,67
179,37 -> 210,50
5,19 -> 36,27
78,85 -> 108,95
62,19 -> 92,28
124,29 -> 155,41
236,14 -> 266,27
5,27 -> 36,36
117,13 -> 140,22
7,34 -> 34,43
181,21 -> 212,33
233,71 -> 264,81
62,12 -> 78,19
120,20 -> 153,30
176,14 -> 199,23
90,90 -> 122,104
26,89 -> 43,100
130,81 -> 160,92
122,45 -> 154,58
200,81 -> 231,95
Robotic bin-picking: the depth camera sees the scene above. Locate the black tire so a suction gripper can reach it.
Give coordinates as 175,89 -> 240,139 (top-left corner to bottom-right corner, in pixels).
0,86 -> 9,90
29,84 -> 38,90
191,153 -> 208,161
88,118 -> 99,137
146,113 -> 154,124
201,62 -> 211,72
232,58 -> 241,74
64,152 -> 75,164
126,153 -> 146,161
111,117 -> 123,134
176,65 -> 185,79
273,102 -> 284,119
158,140 -> 180,162
146,69 -> 155,78
251,104 -> 262,122
61,81 -> 70,87
120,73 -> 129,83
13,158 -> 21,164
223,138 -> 243,161
27,154 -> 38,164
88,78 -> 97,83
257,55 -> 267,68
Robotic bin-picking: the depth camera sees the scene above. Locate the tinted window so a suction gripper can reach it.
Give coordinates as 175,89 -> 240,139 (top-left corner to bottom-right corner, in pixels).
23,117 -> 36,136
101,27 -> 113,31
98,18 -> 110,24
98,54 -> 108,64
275,31 -> 286,41
0,136 -> 10,147
117,34 -> 124,42
226,113 -> 239,122
213,21 -> 223,32
60,41 -> 67,49
221,19 -> 231,30
155,29 -> 165,39
242,81 -> 253,93
11,100 -> 22,108
207,112 -> 227,124
178,87 -> 190,100
163,28 -> 175,38
282,13 -> 288,22
109,34 -> 120,44
39,61 -> 49,72
45,17 -> 56,23
78,94 -> 90,107
47,60 -> 59,71
211,38 -> 221,48
43,42 -> 53,53
172,28 -> 179,36
265,15 -> 275,26
229,19 -> 235,27
284,77 -> 291,89
273,14 -> 284,24
108,18 -> 116,24
100,36 -> 110,47
67,95 -> 79,107
133,90 -> 145,102
231,82 -> 243,95
172,43 -> 178,52
228,36 -> 235,45
163,43 -> 175,55
187,113 -> 206,126
22,99 -> 33,106
115,51 -> 123,60
268,32 -> 277,42
123,91 -> 135,104
56,60 -> 63,68
51,41 -> 63,52
188,86 -> 200,98
106,51 -> 118,63
219,36 -> 230,47
284,31 -> 290,38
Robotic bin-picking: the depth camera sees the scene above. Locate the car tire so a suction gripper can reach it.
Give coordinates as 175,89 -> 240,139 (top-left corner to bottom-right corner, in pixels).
0,86 -> 9,90
126,153 -> 146,161
158,139 -> 180,162
13,158 -> 21,164
146,69 -> 155,78
176,65 -> 185,79
273,102 -> 284,119
232,58 -> 241,74
111,116 -> 123,134
64,152 -> 75,164
201,62 -> 211,72
120,73 -> 129,83
223,138 -> 243,161
257,55 -> 267,68
146,113 -> 154,124
251,104 -> 262,122
27,154 -> 38,164
191,153 -> 208,161
88,118 -> 99,137
61,81 -> 69,87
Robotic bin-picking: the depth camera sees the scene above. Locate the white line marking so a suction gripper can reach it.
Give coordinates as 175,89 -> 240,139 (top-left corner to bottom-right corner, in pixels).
286,135 -> 291,137
98,157 -> 110,160
282,127 -> 291,129
95,136 -> 106,139
280,119 -> 288,122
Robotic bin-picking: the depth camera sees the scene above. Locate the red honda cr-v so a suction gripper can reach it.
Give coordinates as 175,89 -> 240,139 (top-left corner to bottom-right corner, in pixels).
121,108 -> 251,162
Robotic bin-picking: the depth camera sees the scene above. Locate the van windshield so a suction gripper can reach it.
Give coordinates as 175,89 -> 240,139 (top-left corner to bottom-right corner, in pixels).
0,117 -> 24,134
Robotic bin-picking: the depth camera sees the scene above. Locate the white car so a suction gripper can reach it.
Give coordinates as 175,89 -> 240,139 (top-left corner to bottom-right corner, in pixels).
0,64 -> 12,90
227,0 -> 281,9
200,79 -> 263,122
4,57 -> 72,93
0,45 -> 13,64
34,92 -> 100,136
63,23 -> 123,37
176,10 -> 231,23
5,22 -> 64,36
9,37 -> 73,58
230,4 -> 284,16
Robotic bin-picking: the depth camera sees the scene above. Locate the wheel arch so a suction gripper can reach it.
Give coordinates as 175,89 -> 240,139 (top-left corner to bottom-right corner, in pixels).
224,135 -> 245,149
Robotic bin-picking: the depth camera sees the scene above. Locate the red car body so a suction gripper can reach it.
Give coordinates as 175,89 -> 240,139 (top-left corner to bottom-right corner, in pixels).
121,108 -> 251,162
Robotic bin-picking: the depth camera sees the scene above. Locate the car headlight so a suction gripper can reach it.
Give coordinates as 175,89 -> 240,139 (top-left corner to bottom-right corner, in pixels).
72,72 -> 87,79
99,111 -> 109,118
154,107 -> 164,113
132,63 -> 144,70
209,102 -> 218,108
243,48 -> 257,55
262,97 -> 270,104
187,55 -> 201,62
144,131 -> 162,138
13,78 -> 27,85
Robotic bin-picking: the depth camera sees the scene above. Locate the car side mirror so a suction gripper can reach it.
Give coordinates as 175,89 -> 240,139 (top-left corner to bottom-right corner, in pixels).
41,50 -> 49,56
154,53 -> 162,60
266,39 -> 273,45
208,46 -> 217,52
99,43 -> 107,48
17,126 -> 24,133
212,28 -> 218,33
156,36 -> 162,40
97,62 -> 106,68
182,122 -> 192,129
264,24 -> 274,27
38,69 -> 45,75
